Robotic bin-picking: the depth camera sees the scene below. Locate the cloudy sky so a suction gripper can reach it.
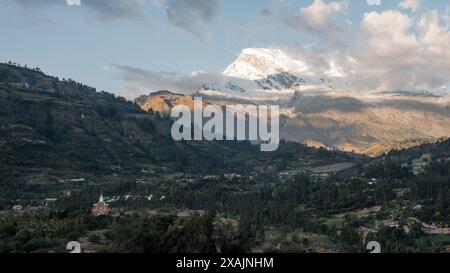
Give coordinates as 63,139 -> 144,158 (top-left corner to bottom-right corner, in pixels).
1,0 -> 449,97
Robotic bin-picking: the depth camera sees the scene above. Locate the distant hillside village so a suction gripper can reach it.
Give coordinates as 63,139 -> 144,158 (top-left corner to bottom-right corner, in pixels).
403,154 -> 450,175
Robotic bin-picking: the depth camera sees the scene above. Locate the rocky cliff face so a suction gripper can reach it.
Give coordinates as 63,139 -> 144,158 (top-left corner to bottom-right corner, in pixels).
135,90 -> 196,114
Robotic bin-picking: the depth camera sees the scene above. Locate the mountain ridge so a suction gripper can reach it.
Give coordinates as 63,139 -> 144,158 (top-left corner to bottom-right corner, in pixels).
136,87 -> 450,156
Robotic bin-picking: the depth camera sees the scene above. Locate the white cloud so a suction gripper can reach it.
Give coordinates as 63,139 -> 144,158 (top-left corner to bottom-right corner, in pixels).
345,9 -> 450,92
445,6 -> 450,28
155,0 -> 220,42
112,65 -> 226,95
8,0 -> 148,22
361,11 -> 418,58
82,0 -> 147,21
418,11 -> 450,59
399,0 -> 420,12
263,5 -> 450,93
278,0 -> 350,46
66,0 -> 81,6
299,0 -> 348,27
366,0 -> 381,7
300,0 -> 347,27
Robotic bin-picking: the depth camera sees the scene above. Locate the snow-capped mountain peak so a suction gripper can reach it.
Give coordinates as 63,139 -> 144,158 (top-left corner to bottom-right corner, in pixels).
197,48 -> 335,100
223,48 -> 310,81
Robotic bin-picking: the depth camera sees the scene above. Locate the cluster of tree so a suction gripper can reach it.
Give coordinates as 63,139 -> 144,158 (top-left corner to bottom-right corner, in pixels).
0,210 -> 109,253
0,209 -> 255,253
409,160 -> 450,223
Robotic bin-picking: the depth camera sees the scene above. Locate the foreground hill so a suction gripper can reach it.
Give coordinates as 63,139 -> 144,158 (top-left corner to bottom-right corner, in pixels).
0,64 -> 182,180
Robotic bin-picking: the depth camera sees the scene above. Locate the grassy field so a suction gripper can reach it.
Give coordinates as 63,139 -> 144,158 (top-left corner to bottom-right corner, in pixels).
323,218 -> 345,229
418,235 -> 450,244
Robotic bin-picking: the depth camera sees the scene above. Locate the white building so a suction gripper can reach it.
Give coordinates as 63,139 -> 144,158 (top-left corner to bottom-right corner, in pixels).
411,154 -> 432,175
12,205 -> 23,211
